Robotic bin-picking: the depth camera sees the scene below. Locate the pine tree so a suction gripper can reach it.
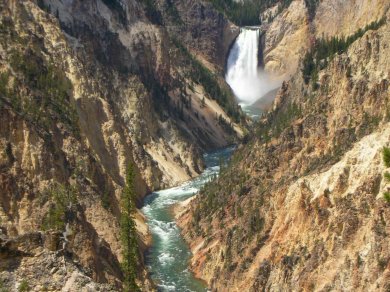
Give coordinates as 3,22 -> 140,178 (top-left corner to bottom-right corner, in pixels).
120,163 -> 140,292
37,0 -> 45,9
383,147 -> 390,168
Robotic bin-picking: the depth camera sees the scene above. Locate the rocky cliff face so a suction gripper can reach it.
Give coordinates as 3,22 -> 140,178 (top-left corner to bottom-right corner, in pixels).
156,0 -> 240,70
179,2 -> 390,291
262,0 -> 388,81
0,0 -> 242,290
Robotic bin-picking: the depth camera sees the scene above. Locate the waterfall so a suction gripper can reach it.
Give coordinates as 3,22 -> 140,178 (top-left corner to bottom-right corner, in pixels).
226,28 -> 277,105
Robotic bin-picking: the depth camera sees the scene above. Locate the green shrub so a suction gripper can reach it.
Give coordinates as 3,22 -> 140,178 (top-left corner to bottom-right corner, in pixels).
18,280 -> 29,292
0,72 -> 9,97
383,192 -> 390,204
0,280 -> 9,292
42,184 -> 78,231
304,0 -> 320,20
101,190 -> 111,210
164,0 -> 183,25
383,147 -> 390,168
384,172 -> 390,182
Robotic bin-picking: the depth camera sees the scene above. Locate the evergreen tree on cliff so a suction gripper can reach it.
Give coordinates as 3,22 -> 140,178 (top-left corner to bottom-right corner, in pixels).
120,162 -> 140,291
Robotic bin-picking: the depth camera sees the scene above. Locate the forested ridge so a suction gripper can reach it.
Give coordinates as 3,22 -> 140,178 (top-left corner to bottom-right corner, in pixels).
207,0 -> 273,26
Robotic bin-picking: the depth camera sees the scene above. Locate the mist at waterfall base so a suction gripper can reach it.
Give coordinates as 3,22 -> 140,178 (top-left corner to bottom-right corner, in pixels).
226,28 -> 280,118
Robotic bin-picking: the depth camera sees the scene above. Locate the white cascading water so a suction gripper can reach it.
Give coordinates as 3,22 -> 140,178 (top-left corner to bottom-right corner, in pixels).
226,28 -> 278,106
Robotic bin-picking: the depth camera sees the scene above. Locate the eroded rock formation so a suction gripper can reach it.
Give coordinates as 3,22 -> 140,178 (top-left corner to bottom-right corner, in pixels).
179,1 -> 390,291
0,0 -> 243,290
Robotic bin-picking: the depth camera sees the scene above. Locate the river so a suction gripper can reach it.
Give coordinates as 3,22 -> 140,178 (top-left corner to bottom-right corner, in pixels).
142,25 -> 273,292
142,146 -> 235,291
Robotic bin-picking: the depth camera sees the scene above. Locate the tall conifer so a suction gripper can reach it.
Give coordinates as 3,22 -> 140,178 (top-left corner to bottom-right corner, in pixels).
120,163 -> 140,292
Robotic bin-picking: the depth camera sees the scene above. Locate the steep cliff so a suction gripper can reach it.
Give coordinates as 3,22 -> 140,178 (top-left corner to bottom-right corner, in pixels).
262,0 -> 388,81
156,0 -> 240,70
179,1 -> 390,291
0,0 -> 243,290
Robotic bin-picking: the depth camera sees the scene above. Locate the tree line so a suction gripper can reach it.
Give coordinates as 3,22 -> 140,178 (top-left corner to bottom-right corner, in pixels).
302,17 -> 386,89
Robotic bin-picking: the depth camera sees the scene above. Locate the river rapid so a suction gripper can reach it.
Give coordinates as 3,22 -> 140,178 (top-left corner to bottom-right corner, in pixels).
142,146 -> 235,291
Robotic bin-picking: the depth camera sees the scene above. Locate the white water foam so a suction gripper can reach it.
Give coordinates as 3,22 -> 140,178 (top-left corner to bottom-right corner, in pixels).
226,28 -> 280,105
142,147 -> 236,291
159,253 -> 175,266
149,219 -> 177,242
159,284 -> 176,291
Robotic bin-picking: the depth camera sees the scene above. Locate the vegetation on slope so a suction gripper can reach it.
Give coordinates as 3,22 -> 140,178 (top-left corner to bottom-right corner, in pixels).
256,100 -> 301,142
101,0 -> 129,25
207,0 -> 315,26
163,0 -> 183,25
304,0 -> 320,20
42,183 -> 78,231
172,37 -> 242,122
207,0 -> 266,26
9,49 -> 78,133
120,163 -> 140,292
207,0 -> 300,26
141,0 -> 163,25
383,147 -> 390,168
0,15 -> 79,139
189,149 -> 267,273
383,147 -> 390,203
302,17 -> 386,89
184,10 -> 390,288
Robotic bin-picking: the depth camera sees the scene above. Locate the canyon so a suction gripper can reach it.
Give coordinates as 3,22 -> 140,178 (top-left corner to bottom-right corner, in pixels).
0,0 -> 243,290
179,0 -> 390,291
0,0 -> 389,291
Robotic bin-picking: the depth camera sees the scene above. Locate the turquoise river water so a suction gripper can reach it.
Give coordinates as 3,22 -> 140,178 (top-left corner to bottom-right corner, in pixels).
142,146 -> 235,291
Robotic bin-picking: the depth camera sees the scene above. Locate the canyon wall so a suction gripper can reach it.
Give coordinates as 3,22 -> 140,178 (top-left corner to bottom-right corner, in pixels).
0,0 -> 242,290
180,1 -> 390,291
262,0 -> 388,81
